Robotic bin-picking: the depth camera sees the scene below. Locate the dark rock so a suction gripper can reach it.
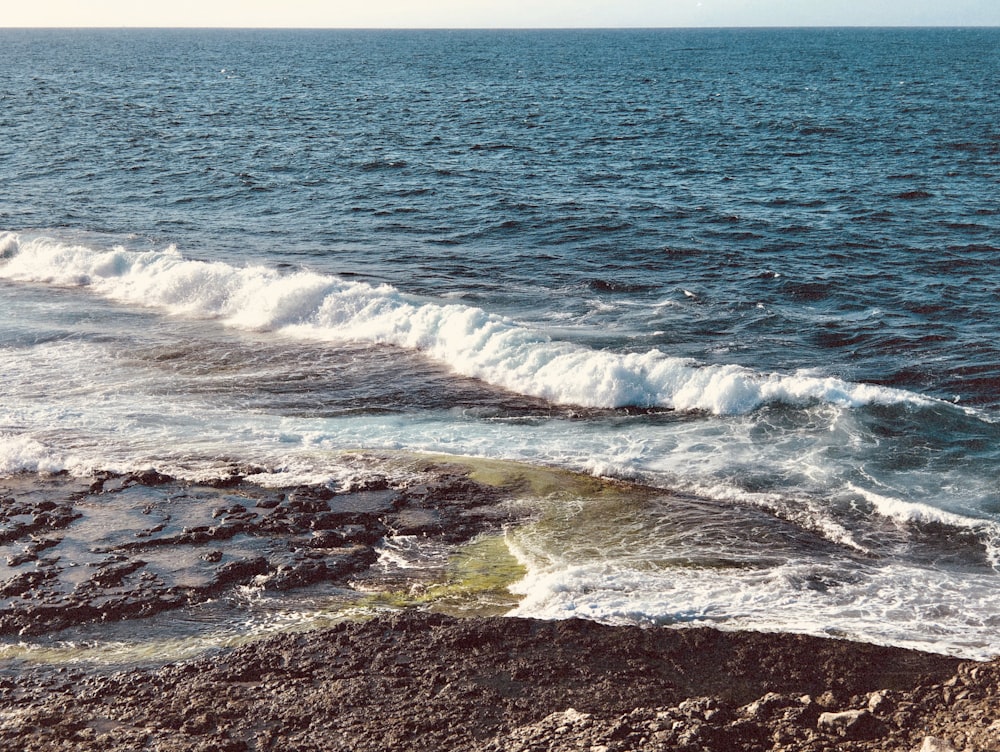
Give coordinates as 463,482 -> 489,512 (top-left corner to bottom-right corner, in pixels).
817,708 -> 886,740
0,569 -> 54,597
265,547 -> 376,591
0,613 -> 978,752
306,530 -> 345,548
266,556 -> 329,591
86,560 -> 147,589
343,475 -> 391,492
208,557 -> 269,590
6,550 -> 36,567
128,469 -> 175,486
285,486 -> 335,513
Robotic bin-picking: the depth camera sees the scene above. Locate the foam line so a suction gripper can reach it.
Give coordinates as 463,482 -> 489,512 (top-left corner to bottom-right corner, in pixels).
0,434 -> 67,476
0,233 -> 940,415
849,483 -> 1000,567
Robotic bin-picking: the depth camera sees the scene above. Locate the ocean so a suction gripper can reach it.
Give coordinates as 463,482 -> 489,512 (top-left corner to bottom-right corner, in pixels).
1,27 -> 999,658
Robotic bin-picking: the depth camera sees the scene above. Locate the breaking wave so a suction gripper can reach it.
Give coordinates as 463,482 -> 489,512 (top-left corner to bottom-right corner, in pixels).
0,233 -> 941,415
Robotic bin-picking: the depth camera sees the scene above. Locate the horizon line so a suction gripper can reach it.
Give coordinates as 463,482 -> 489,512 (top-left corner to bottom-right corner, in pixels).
2,24 -> 998,30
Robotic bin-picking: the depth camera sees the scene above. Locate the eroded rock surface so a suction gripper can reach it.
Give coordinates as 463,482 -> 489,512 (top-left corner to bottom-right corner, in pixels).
0,467 -> 513,635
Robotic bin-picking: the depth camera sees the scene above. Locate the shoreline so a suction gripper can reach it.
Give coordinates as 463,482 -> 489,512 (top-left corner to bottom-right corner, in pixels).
1,460 -> 998,750
3,611 -> 997,752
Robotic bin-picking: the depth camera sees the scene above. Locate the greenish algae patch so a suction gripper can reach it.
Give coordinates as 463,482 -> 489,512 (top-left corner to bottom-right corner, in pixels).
423,533 -> 527,616
357,533 -> 527,618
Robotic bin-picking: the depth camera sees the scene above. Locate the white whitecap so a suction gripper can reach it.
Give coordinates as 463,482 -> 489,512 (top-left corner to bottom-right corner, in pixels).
0,234 -> 941,416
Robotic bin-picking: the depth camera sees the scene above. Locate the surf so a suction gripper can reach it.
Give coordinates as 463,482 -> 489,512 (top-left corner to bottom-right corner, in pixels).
0,232 -> 948,417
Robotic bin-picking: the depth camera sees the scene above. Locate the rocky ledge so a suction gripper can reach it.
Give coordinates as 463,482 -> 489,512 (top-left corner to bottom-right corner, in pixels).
2,611 -> 999,752
0,463 -> 516,635
2,466 -> 998,751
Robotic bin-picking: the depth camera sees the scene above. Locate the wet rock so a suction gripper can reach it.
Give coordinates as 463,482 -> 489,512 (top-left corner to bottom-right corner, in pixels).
0,569 -> 54,597
285,485 -> 334,513
265,551 -> 329,591
207,557 -> 269,590
0,466 -> 523,637
0,498 -> 80,544
127,469 -> 175,486
395,474 -> 501,509
265,547 -> 376,590
88,472 -> 128,494
305,530 -> 347,548
6,550 -> 36,567
341,474 -> 391,492
86,559 -> 147,589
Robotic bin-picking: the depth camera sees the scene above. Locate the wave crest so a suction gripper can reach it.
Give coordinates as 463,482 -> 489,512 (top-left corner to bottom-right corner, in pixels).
0,233 -> 936,415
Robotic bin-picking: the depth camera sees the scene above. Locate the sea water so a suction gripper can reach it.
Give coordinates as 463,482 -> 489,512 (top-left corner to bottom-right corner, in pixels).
1,28 -> 999,657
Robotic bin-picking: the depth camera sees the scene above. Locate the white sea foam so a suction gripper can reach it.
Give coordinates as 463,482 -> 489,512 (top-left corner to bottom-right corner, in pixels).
684,480 -> 871,554
505,539 -> 1000,660
0,234 -> 939,415
850,483 -> 987,529
0,435 -> 68,476
848,483 -> 1000,567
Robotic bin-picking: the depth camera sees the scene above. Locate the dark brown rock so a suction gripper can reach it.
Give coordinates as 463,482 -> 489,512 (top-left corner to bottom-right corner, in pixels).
0,612 -> 985,752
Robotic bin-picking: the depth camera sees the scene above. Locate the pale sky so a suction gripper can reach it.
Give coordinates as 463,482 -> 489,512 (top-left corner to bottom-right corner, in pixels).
2,0 -> 998,28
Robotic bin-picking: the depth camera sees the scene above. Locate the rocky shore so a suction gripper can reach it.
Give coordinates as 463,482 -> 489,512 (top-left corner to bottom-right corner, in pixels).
1,464 -> 998,751
0,460 -> 518,636
3,611 -> 1000,752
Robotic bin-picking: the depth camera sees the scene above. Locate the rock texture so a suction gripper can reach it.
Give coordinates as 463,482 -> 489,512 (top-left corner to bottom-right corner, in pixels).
0,468 -> 513,635
3,612 -> 999,752
2,470 -> 998,751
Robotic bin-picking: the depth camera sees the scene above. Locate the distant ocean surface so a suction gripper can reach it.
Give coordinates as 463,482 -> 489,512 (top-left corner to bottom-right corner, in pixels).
1,28 -> 999,657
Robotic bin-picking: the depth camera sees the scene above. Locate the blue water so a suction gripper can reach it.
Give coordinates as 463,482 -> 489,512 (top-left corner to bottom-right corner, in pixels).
1,28 -> 999,656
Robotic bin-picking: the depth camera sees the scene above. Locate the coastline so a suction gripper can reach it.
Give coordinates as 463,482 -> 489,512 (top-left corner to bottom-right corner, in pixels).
3,24 -> 998,752
4,611 -> 998,752
1,459 -> 997,750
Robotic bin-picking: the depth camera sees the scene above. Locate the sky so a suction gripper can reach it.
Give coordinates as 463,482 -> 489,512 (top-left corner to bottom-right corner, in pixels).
2,0 -> 998,28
